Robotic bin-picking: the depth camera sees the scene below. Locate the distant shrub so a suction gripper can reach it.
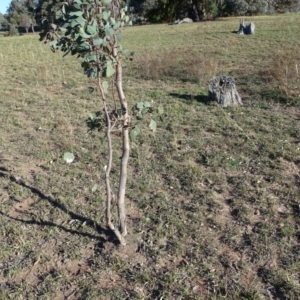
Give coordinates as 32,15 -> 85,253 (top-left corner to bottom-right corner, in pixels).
223,0 -> 248,16
6,25 -> 19,37
224,0 -> 268,16
247,0 -> 268,15
127,0 -> 159,24
146,7 -> 163,23
128,0 -> 158,15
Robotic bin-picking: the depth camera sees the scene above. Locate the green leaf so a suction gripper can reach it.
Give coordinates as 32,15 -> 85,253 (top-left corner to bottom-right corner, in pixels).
157,105 -> 164,115
137,102 -> 144,110
69,11 -> 83,17
87,54 -> 97,62
102,81 -> 109,93
73,3 -> 81,9
157,106 -> 164,115
105,27 -> 114,37
87,25 -> 97,36
88,87 -> 94,94
64,152 -> 75,163
113,21 -> 121,30
106,61 -> 115,77
116,31 -> 122,41
88,19 -> 97,33
144,101 -> 151,108
136,111 -> 143,120
149,119 -> 157,132
93,38 -> 103,46
56,10 -> 63,19
50,40 -> 57,48
81,61 -> 89,69
62,4 -> 66,14
130,126 -> 140,142
102,11 -> 109,21
71,17 -> 86,28
60,22 -> 70,29
110,17 -> 116,25
79,27 -> 91,39
76,42 -> 90,52
92,184 -> 98,192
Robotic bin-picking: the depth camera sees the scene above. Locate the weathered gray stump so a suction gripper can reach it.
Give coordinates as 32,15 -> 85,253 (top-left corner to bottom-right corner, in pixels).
237,19 -> 255,35
208,76 -> 242,107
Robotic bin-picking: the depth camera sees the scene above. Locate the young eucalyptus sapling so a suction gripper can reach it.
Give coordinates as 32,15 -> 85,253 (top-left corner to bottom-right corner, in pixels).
40,0 -> 163,245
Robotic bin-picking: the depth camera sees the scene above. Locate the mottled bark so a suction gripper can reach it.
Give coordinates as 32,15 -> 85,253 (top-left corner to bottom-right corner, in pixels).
113,39 -> 129,238
209,76 -> 242,107
237,19 -> 255,35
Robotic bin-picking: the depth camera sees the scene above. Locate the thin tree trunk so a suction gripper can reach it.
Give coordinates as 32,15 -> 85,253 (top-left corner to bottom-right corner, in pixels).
113,41 -> 129,237
98,75 -> 126,245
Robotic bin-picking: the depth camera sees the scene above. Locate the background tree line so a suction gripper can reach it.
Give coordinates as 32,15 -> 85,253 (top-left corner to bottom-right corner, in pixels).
1,0 -> 36,32
0,0 -> 299,32
127,0 -> 300,22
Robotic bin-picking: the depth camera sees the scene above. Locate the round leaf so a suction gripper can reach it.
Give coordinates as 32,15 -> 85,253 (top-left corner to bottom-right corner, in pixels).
157,106 -> 164,115
130,127 -> 140,142
149,119 -> 157,132
137,102 -> 144,109
64,152 -> 75,163
106,61 -> 115,77
92,184 -> 98,192
144,101 -> 151,108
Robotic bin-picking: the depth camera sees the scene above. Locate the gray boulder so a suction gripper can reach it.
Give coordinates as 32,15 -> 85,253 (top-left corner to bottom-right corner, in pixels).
178,18 -> 193,24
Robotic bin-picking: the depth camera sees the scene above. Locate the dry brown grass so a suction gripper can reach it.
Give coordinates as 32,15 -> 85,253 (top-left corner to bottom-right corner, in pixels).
133,49 -> 219,84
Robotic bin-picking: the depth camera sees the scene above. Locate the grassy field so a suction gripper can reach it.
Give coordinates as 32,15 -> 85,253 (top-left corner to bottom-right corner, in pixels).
0,14 -> 300,299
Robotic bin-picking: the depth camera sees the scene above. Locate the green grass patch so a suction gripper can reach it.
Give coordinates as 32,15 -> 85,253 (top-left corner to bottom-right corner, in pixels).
0,15 -> 300,299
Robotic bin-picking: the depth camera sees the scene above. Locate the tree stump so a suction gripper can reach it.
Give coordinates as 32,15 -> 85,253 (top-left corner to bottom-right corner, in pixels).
208,76 -> 242,107
237,19 -> 255,35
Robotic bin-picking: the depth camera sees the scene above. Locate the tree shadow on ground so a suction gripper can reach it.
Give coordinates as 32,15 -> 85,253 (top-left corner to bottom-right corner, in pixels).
169,92 -> 211,104
0,169 -> 117,246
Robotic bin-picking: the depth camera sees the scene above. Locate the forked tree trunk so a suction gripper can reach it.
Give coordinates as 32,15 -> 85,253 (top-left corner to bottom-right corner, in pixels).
98,75 -> 126,246
96,0 -> 128,245
113,38 -> 129,238
208,75 -> 242,107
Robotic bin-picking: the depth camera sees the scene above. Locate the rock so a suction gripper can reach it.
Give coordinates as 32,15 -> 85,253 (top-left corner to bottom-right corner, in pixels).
208,76 -> 243,107
178,18 -> 193,24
